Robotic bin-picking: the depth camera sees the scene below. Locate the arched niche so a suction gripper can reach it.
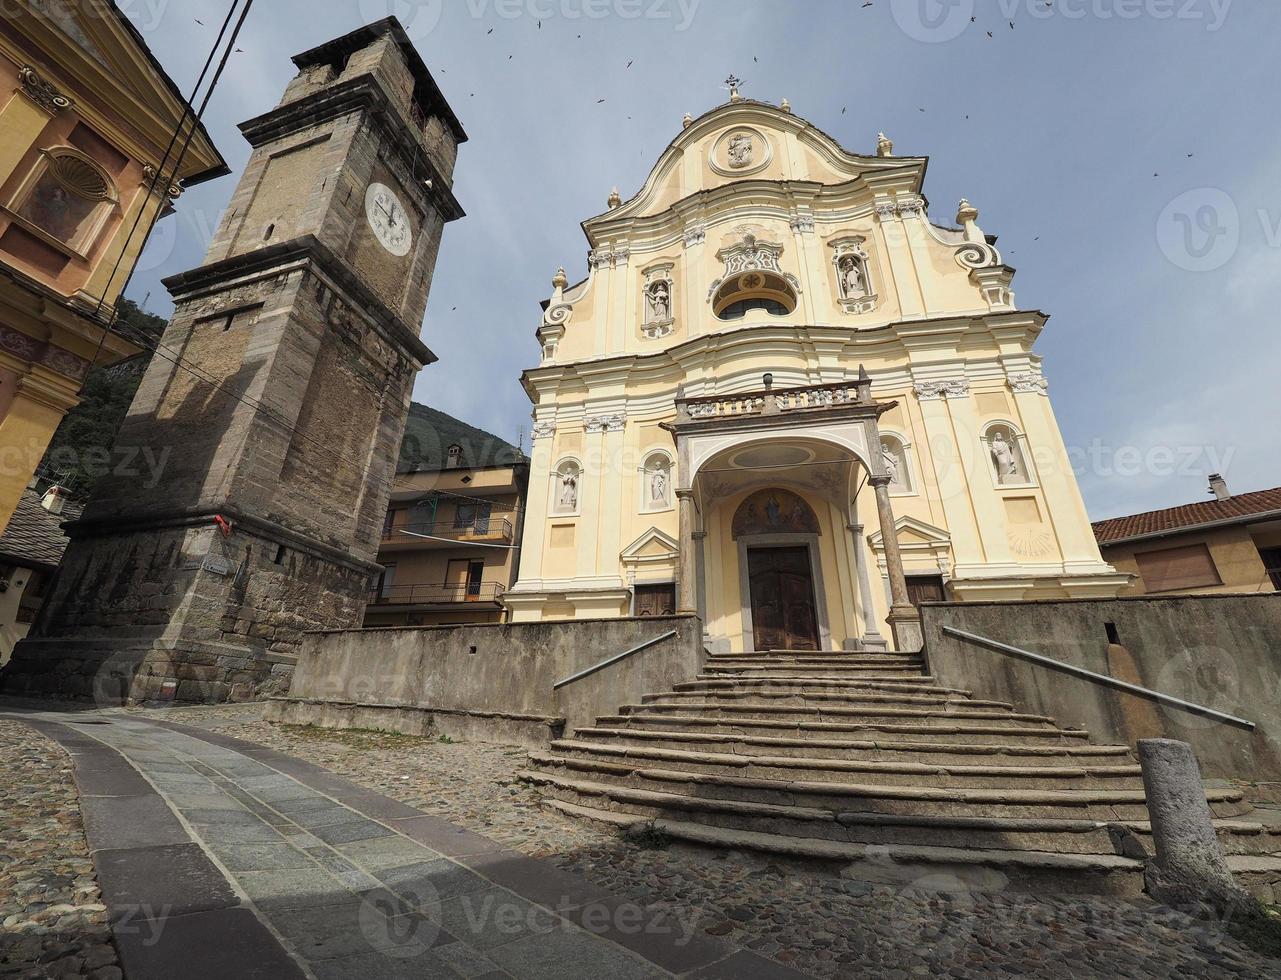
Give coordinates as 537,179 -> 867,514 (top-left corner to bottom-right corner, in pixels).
732,488 -> 821,539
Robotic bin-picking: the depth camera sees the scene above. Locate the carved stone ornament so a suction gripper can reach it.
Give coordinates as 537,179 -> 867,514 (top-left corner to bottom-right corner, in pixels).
683,224 -> 707,247
896,197 -> 926,219
830,236 -> 878,314
543,302 -> 572,329
531,421 -> 557,440
19,66 -> 72,113
955,240 -> 1002,270
717,233 -> 785,278
711,128 -> 771,177
913,379 -> 970,401
790,214 -> 816,234
1008,371 -> 1049,395
142,164 -> 184,200
641,265 -> 675,339
726,133 -> 754,169
584,413 -> 626,433
874,201 -> 898,221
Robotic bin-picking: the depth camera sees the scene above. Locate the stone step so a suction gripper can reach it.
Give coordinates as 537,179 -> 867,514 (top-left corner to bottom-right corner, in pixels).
707,657 -> 926,671
540,798 -> 1281,899
572,726 -> 1137,764
702,665 -> 931,679
615,701 -> 1060,728
594,713 -> 1093,743
680,677 -> 975,698
708,649 -> 925,661
522,768 -> 1255,856
546,739 -> 1149,790
525,755 -> 1251,823
642,690 -> 1013,711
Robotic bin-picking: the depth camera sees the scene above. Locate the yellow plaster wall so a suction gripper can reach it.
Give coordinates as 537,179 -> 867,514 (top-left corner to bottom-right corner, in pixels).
1104,526 -> 1277,597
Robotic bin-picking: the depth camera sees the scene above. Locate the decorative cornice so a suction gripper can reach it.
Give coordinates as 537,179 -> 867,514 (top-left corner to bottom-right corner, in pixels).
0,324 -> 90,382
896,197 -> 926,219
913,378 -> 970,401
1008,372 -> 1049,395
584,413 -> 626,434
789,213 -> 816,234
18,66 -> 72,114
682,224 -> 706,247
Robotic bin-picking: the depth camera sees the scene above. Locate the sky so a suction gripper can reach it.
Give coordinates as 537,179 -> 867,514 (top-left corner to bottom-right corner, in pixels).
118,0 -> 1281,521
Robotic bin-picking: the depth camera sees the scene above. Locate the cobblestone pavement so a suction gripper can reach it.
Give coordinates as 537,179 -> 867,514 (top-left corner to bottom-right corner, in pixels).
0,718 -> 120,980
161,704 -> 1281,980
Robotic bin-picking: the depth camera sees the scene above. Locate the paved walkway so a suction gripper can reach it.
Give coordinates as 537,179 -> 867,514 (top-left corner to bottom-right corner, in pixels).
10,709 -> 804,980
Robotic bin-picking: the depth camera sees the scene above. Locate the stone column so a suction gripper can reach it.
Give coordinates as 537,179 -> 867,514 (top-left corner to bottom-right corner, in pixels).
848,521 -> 887,651
676,488 -> 697,614
870,474 -> 922,651
692,529 -> 708,621
1138,739 -> 1246,908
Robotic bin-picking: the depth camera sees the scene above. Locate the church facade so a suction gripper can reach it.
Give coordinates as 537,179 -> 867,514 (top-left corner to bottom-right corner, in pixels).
506,86 -> 1126,652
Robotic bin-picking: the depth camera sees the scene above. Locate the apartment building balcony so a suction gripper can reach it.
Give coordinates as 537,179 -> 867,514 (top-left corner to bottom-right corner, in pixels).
366,582 -> 506,611
379,518 -> 516,552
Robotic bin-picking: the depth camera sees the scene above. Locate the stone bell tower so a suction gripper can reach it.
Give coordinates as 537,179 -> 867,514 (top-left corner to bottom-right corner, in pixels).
2,19 -> 466,702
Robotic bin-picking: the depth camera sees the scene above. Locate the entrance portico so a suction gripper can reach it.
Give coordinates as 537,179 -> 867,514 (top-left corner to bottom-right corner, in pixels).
667,371 -> 922,652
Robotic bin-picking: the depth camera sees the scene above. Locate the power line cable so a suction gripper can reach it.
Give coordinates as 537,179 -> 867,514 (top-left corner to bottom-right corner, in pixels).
89,0 -> 242,330
106,0 -> 257,314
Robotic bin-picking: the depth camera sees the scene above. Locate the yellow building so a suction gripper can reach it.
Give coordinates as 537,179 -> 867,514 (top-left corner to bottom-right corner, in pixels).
506,86 -> 1126,651
0,2 -> 226,531
1095,475 -> 1281,596
364,403 -> 529,628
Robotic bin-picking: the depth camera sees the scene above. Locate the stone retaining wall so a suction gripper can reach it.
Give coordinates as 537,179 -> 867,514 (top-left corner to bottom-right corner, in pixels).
920,594 -> 1281,788
265,614 -> 705,746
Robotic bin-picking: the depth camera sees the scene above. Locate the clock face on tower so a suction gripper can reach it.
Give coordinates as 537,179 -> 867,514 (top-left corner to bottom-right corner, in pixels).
364,182 -> 413,257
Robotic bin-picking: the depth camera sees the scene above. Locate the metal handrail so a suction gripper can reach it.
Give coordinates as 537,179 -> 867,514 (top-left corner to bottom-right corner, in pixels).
382,519 -> 514,541
553,630 -> 679,691
940,627 -> 1255,731
368,582 -> 505,606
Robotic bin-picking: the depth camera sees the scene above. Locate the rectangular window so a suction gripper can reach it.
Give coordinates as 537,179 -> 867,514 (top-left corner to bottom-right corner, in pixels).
376,563 -> 397,599
453,504 -> 476,529
1135,543 -> 1222,593
1258,547 -> 1281,591
634,584 -> 677,617
382,509 -> 396,537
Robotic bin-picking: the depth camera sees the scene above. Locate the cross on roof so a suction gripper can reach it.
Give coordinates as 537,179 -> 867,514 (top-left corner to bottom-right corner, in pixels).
723,74 -> 743,96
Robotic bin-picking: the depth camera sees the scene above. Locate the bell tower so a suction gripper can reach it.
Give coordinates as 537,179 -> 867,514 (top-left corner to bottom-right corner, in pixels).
2,19 -> 466,702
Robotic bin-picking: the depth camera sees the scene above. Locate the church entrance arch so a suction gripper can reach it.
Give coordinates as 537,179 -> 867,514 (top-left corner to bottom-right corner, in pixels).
733,489 -> 825,651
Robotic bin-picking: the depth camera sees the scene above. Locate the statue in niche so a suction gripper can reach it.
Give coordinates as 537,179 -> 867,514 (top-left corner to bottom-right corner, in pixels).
649,465 -> 668,506
559,470 -> 578,510
841,255 -> 866,298
881,443 -> 900,485
727,133 -> 753,168
648,281 -> 671,322
990,430 -> 1020,482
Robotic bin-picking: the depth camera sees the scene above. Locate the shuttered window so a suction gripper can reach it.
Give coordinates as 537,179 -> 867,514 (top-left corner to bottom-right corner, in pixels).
1135,543 -> 1222,593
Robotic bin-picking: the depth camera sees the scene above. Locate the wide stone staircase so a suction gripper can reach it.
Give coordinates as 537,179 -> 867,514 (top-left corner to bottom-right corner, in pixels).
520,649 -> 1281,897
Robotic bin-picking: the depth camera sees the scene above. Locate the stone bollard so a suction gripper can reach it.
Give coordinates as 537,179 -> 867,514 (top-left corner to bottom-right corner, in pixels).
1137,738 -> 1248,911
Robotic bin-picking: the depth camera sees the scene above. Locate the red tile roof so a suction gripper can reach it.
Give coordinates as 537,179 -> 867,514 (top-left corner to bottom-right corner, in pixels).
1093,486 -> 1281,545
